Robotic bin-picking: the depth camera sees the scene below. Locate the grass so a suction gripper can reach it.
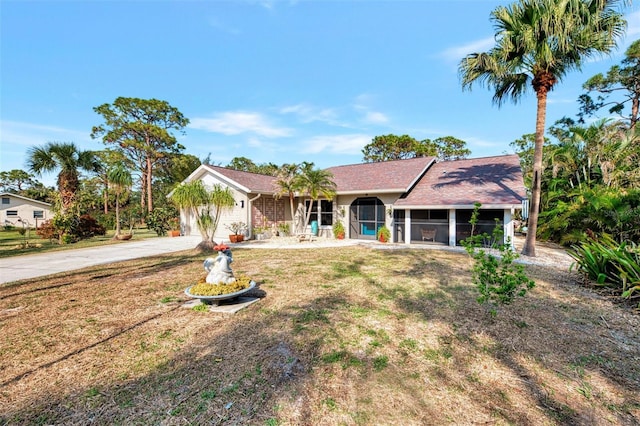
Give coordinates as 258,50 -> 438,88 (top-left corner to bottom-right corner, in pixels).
0,227 -> 161,258
0,246 -> 638,425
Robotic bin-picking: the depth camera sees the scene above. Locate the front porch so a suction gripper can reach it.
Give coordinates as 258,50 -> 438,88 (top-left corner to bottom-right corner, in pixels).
391,208 -> 515,247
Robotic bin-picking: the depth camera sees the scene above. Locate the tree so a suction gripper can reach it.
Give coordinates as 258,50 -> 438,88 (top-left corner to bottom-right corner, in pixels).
0,170 -> 36,193
578,39 -> 640,129
227,156 -> 279,176
274,163 -> 302,232
91,97 -> 189,213
170,180 -> 235,251
433,136 -> 471,161
459,0 -> 627,257
362,134 -> 436,162
93,149 -> 130,214
154,153 -> 202,209
297,163 -> 337,232
21,182 -> 54,204
26,142 -> 101,214
107,163 -> 133,238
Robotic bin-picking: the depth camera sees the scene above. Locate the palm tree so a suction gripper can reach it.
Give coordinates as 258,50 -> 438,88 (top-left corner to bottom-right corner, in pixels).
27,142 -> 101,213
170,180 -> 235,251
273,163 -> 301,232
107,163 -> 133,238
459,0 -> 627,256
297,163 -> 337,233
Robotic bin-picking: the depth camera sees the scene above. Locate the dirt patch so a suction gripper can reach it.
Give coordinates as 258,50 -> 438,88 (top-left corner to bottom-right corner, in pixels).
0,247 -> 638,425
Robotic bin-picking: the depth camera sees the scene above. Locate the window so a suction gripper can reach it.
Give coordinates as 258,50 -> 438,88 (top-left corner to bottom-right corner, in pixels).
6,210 -> 18,216
33,210 -> 44,219
1,197 -> 9,204
305,200 -> 333,226
411,210 -> 448,221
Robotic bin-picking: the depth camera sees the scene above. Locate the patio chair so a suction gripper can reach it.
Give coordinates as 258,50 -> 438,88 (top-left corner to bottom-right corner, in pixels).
421,228 -> 437,242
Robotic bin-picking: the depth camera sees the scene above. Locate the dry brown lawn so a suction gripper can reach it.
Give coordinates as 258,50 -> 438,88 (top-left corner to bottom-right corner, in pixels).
0,246 -> 638,425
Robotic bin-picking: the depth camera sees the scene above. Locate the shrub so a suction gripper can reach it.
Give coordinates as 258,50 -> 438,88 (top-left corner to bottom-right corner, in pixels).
462,203 -> 535,316
146,207 -> 178,236
36,220 -> 59,241
78,214 -> 107,238
332,221 -> 345,239
569,231 -> 640,304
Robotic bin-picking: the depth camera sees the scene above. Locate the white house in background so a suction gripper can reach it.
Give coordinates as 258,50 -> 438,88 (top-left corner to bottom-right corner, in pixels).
0,193 -> 52,228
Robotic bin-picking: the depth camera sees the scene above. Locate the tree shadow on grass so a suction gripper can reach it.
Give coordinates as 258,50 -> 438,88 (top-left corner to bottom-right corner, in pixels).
1,247 -> 638,425
387,257 -> 640,425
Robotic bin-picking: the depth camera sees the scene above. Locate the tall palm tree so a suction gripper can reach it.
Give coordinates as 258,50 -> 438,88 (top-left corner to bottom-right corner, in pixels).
107,163 -> 133,238
170,180 -> 235,251
27,142 -> 101,213
297,163 -> 337,232
459,0 -> 627,256
273,163 -> 301,232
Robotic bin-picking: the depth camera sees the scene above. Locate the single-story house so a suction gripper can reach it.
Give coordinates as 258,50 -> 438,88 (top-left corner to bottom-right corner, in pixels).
0,192 -> 52,228
177,154 -> 527,247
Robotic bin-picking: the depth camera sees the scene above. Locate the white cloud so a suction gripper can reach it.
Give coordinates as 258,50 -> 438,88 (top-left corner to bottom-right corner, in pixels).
441,37 -> 495,62
189,111 -> 293,138
301,134 -> 370,155
363,111 -> 389,125
0,120 -> 90,148
279,103 -> 341,125
351,94 -> 389,125
627,9 -> 640,37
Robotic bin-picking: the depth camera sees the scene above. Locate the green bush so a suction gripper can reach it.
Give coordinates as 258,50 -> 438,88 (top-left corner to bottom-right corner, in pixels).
569,232 -> 640,304
146,207 -> 178,236
463,203 -> 535,316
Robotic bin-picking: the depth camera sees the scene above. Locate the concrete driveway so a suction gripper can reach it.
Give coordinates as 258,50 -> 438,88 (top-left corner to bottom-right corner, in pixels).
0,235 -> 203,284
0,235 -> 362,285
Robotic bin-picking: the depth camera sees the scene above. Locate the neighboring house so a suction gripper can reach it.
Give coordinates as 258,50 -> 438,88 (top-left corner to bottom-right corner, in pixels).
178,154 -> 527,247
0,193 -> 52,228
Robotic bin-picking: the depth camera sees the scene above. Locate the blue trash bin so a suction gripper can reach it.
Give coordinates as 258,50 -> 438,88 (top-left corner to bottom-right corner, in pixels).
311,220 -> 319,236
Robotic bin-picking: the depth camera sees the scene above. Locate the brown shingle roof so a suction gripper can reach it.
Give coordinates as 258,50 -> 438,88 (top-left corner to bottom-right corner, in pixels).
326,157 -> 435,193
203,165 -> 277,194
394,155 -> 526,207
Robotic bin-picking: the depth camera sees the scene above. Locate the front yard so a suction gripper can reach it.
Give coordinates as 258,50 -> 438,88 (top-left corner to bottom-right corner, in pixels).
0,247 -> 638,425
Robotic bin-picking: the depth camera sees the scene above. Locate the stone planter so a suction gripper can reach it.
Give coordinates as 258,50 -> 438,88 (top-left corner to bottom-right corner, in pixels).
185,281 -> 256,306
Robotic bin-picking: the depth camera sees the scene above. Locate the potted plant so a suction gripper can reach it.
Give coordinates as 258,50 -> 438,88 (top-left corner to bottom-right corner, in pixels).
277,222 -> 290,237
225,222 -> 247,243
332,221 -> 345,239
377,225 -> 391,243
168,218 -> 181,237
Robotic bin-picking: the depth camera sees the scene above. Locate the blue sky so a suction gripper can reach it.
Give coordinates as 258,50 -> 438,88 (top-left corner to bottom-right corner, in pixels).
1,0 -> 639,187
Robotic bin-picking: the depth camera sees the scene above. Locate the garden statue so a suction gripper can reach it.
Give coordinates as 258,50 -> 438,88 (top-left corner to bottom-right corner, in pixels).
185,243 -> 256,306
204,244 -> 236,284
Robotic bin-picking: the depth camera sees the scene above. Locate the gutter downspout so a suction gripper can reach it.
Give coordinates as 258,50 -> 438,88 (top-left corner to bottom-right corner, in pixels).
248,193 -> 261,239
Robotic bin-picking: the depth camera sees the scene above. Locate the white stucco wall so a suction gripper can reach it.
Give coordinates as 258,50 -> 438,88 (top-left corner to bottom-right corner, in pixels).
179,174 -> 250,241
